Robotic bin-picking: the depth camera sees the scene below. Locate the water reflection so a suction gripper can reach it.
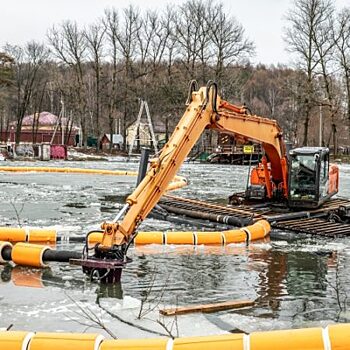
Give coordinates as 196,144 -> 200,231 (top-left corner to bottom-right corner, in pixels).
0,239 -> 348,329
98,282 -> 123,299
0,263 -> 124,299
252,250 -> 325,309
1,264 -> 81,289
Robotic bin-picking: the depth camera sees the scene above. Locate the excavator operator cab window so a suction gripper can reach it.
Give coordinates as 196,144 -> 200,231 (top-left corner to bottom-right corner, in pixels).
318,152 -> 329,198
288,147 -> 331,208
289,154 -> 318,201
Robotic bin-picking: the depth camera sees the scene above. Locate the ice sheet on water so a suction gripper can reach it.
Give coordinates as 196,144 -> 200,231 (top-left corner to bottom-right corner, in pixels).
250,243 -> 272,250
219,313 -> 293,333
50,224 -> 82,233
271,240 -> 289,247
288,243 -> 345,254
100,297 -> 227,338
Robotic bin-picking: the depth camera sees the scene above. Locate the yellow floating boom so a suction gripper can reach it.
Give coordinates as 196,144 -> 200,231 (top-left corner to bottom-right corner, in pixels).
0,221 -> 269,268
133,220 -> 270,245
0,166 -> 137,176
1,323 -> 349,349
0,166 -> 187,192
0,219 -> 269,251
86,220 -> 270,245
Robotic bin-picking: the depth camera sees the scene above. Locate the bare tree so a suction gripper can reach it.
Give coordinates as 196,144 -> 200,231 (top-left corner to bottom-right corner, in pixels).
84,22 -> 106,145
0,53 -> 15,140
137,10 -> 169,79
209,2 -> 255,83
335,8 -> 350,142
116,5 -> 140,71
4,41 -> 49,144
65,293 -> 117,338
116,5 -> 142,150
31,79 -> 47,143
283,69 -> 308,144
190,0 -> 212,83
154,7 -> 187,136
311,1 -> 338,151
0,52 -> 14,86
175,0 -> 211,81
8,2 -> 345,152
48,21 -> 87,146
103,8 -> 122,152
284,0 -> 334,146
162,7 -> 177,86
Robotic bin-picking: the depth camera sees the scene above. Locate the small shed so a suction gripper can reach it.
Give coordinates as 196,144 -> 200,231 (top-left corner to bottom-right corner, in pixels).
100,134 -> 124,150
126,120 -> 166,148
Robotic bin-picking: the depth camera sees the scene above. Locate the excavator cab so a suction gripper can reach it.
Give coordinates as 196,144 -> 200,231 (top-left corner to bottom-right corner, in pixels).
288,147 -> 334,209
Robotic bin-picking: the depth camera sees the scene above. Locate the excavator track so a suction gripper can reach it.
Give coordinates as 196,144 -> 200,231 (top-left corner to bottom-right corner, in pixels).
160,195 -> 350,237
273,218 -> 350,236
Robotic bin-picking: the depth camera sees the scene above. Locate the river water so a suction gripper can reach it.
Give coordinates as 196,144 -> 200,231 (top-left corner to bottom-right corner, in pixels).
0,160 -> 350,338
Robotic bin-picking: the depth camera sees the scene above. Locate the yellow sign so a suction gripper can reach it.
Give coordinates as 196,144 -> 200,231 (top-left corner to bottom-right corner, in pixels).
243,145 -> 254,154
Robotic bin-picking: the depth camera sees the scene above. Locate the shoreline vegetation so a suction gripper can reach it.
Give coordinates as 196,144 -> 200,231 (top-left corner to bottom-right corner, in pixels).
1,0 -> 350,153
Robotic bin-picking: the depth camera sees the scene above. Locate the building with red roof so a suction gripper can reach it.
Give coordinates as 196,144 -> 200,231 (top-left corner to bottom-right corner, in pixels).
7,112 -> 78,146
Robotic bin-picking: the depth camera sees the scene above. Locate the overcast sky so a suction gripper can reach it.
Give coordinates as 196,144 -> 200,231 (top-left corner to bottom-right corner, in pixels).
1,0 -> 349,65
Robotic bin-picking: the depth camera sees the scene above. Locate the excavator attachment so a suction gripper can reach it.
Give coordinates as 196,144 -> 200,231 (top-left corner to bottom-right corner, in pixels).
71,204 -> 132,283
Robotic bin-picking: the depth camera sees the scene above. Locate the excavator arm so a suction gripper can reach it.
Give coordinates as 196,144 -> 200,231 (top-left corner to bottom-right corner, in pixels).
100,83 -> 218,248
99,82 -> 288,250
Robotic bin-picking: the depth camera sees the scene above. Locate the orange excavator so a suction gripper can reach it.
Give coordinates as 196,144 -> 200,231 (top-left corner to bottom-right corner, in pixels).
74,81 -> 339,282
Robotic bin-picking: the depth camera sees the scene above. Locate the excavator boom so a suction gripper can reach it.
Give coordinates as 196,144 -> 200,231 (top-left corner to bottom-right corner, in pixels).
215,101 -> 286,183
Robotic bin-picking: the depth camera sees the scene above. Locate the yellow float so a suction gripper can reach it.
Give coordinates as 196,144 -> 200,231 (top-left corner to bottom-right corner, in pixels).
0,227 -> 56,243
11,242 -> 51,268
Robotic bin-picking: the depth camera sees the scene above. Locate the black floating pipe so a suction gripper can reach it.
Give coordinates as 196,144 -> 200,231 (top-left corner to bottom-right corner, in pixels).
2,246 -> 12,261
57,236 -> 86,243
43,249 -> 82,262
267,211 -> 327,223
1,245 -> 81,263
136,148 -> 151,186
159,204 -> 253,227
150,207 -> 219,229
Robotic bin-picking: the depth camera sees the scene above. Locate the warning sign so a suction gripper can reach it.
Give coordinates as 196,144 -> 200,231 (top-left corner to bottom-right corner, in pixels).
243,145 -> 254,154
